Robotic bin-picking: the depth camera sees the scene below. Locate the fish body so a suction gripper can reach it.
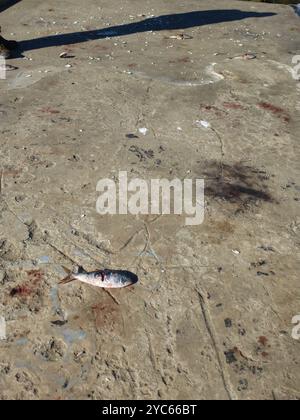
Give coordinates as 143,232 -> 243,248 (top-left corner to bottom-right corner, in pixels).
59,266 -> 138,289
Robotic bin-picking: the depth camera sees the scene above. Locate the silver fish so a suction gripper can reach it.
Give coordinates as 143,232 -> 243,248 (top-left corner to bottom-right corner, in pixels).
59,266 -> 138,289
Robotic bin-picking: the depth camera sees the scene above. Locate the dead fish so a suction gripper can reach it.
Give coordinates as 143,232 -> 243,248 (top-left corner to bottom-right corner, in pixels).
232,53 -> 257,61
59,266 -> 138,289
59,52 -> 75,59
167,33 -> 193,40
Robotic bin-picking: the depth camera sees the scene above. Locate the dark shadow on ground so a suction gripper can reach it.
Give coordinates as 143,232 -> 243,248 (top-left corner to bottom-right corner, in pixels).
16,9 -> 276,55
0,0 -> 22,13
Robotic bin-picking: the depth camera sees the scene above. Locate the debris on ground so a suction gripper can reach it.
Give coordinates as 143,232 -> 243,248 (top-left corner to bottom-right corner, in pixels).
138,127 -> 149,136
166,33 -> 193,40
232,53 -> 257,60
196,120 -> 211,129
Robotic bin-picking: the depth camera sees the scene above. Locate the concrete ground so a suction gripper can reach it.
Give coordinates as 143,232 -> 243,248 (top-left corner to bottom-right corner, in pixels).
0,0 -> 299,400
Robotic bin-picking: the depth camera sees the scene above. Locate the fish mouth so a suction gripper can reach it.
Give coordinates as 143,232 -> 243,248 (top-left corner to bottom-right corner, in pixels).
125,272 -> 139,286
115,272 -> 138,287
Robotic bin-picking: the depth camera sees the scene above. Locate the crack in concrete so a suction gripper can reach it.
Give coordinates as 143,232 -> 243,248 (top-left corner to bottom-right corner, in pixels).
196,289 -> 237,401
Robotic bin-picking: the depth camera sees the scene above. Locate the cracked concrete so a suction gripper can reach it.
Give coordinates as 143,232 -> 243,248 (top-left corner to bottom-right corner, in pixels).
0,0 -> 300,400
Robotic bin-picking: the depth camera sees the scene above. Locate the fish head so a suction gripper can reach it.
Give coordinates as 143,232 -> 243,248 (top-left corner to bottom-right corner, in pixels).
117,271 -> 139,288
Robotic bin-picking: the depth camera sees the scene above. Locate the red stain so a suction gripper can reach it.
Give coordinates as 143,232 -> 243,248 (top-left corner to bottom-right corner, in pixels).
10,270 -> 44,299
169,57 -> 191,64
223,102 -> 245,110
258,102 -> 290,123
258,336 -> 268,347
10,285 -> 32,297
39,107 -> 60,115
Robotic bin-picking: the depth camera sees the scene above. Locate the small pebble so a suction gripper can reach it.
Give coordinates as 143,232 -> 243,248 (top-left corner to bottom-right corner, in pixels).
225,318 -> 232,328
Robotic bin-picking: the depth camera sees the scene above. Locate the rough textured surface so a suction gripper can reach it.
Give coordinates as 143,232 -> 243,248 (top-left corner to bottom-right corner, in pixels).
0,0 -> 300,400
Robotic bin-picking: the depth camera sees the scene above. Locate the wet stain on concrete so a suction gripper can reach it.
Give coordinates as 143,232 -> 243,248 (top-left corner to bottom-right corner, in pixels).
92,301 -> 122,333
200,161 -> 274,211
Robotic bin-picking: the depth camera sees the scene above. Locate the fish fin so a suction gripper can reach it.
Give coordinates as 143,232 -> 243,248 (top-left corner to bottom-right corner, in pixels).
61,265 -> 72,275
77,266 -> 85,274
59,275 -> 76,285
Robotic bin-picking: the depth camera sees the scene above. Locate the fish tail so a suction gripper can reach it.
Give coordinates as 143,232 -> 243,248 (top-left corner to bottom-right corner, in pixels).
61,265 -> 72,275
59,275 -> 76,285
59,265 -> 86,284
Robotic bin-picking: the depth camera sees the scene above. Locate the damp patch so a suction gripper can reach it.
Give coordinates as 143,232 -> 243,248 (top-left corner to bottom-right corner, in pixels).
199,161 -> 274,213
7,66 -> 63,90
132,63 -> 224,86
